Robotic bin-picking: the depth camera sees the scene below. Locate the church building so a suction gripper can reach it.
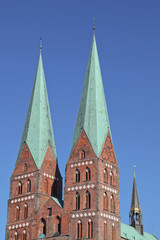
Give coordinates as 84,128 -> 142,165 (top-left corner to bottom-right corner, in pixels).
5,32 -> 158,240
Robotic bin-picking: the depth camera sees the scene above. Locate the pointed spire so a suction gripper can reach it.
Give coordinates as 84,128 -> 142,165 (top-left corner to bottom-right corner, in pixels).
17,53 -> 57,168
130,172 -> 141,211
71,35 -> 111,157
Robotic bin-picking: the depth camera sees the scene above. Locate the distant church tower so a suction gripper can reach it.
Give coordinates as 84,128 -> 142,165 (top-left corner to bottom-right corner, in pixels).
62,33 -> 121,239
5,53 -> 62,240
129,171 -> 143,235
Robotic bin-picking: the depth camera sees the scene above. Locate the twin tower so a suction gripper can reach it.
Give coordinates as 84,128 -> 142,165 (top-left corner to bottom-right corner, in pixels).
5,34 -> 142,240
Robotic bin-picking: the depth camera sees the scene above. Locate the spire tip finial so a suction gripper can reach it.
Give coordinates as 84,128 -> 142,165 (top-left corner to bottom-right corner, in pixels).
93,17 -> 96,33
40,38 -> 42,53
133,165 -> 136,176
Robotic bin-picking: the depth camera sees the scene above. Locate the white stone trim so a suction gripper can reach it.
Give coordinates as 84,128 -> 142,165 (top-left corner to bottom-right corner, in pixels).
105,163 -> 113,169
100,212 -> 119,222
14,173 -> 34,180
8,222 -> 29,230
102,185 -> 117,194
43,172 -> 58,181
71,160 -> 93,168
72,212 -> 96,218
67,184 -> 95,192
11,195 -> 34,204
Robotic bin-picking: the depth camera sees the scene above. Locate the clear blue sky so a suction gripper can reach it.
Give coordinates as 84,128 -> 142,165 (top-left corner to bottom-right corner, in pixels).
0,0 -> 160,239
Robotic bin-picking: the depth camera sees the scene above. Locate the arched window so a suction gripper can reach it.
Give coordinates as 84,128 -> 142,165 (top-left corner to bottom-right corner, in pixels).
80,150 -> 85,159
104,168 -> 108,183
88,219 -> 93,238
23,229 -> 27,240
45,179 -> 48,194
16,205 -> 20,221
112,225 -> 116,240
110,171 -> 114,186
104,221 -> 107,240
41,218 -> 46,235
27,179 -> 31,192
24,163 -> 27,172
15,231 -> 18,240
86,167 -> 91,181
86,191 -> 91,209
76,169 -> 80,183
76,192 -> 80,210
111,195 -> 115,213
18,181 -> 22,195
77,220 -> 82,239
103,192 -> 108,210
24,203 -> 28,219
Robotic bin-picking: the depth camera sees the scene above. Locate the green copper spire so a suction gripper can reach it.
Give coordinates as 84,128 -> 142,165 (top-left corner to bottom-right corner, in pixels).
71,34 -> 111,157
17,53 -> 57,168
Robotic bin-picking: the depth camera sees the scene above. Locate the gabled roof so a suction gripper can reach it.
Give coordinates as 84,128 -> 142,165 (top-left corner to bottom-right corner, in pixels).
121,223 -> 157,240
17,53 -> 57,168
130,172 -> 141,211
71,34 -> 111,157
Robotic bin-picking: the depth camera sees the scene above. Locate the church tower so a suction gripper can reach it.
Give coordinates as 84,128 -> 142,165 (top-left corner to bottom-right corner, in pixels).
63,33 -> 121,240
5,53 -> 62,240
129,171 -> 143,235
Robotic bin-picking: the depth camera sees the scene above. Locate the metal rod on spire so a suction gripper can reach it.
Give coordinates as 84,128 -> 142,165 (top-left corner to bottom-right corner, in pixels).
133,165 -> 136,176
40,38 -> 42,53
93,17 -> 96,33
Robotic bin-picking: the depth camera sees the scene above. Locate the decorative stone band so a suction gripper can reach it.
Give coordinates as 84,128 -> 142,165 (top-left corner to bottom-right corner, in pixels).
105,163 -> 113,169
72,211 -> 119,222
67,184 -> 95,192
14,173 -> 34,180
102,185 -> 117,194
8,222 -> 29,230
43,172 -> 59,181
71,160 -> 93,168
10,195 -> 34,204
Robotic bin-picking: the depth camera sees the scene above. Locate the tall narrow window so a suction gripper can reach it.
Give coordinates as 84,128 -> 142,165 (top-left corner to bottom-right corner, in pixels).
18,181 -> 22,195
86,191 -> 91,209
112,225 -> 116,240
41,218 -> 46,235
24,163 -> 27,172
16,205 -> 20,221
24,203 -> 28,219
110,171 -> 114,186
104,221 -> 107,240
86,167 -> 91,181
57,216 -> 61,234
15,231 -> 18,240
88,219 -> 93,238
111,195 -> 115,213
80,150 -> 85,159
27,179 -> 31,192
76,192 -> 80,210
23,229 -> 27,240
45,179 -> 48,194
76,169 -> 80,183
48,207 -> 52,216
77,220 -> 82,239
104,168 -> 108,183
103,192 -> 108,210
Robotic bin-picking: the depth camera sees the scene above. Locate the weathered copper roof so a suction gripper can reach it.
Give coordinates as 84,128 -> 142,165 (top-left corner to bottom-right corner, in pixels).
17,53 -> 57,168
71,34 -> 111,157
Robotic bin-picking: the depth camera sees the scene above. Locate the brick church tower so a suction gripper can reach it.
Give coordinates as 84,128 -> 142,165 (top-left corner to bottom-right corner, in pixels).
5,53 -> 63,240
62,33 -> 121,240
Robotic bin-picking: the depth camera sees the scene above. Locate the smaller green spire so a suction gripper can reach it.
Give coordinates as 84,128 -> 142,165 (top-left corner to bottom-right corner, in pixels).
17,53 -> 57,168
71,34 -> 111,157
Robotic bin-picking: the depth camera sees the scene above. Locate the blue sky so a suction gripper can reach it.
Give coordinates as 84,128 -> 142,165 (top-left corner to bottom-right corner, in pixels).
0,0 -> 160,239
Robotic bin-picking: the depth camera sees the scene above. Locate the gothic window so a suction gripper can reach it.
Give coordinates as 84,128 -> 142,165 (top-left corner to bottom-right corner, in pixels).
45,179 -> 48,194
112,225 -> 116,240
88,219 -> 93,238
16,205 -> 20,221
24,203 -> 28,219
86,191 -> 91,209
110,171 -> 114,186
24,163 -> 27,172
76,169 -> 80,183
104,221 -> 107,240
77,220 -> 82,239
15,231 -> 18,240
23,229 -> 27,240
79,150 -> 85,159
103,192 -> 108,210
18,181 -> 22,195
48,207 -> 52,216
27,179 -> 31,192
104,168 -> 108,183
111,195 -> 115,213
76,192 -> 80,210
86,167 -> 91,181
57,216 -> 61,234
41,218 -> 46,235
